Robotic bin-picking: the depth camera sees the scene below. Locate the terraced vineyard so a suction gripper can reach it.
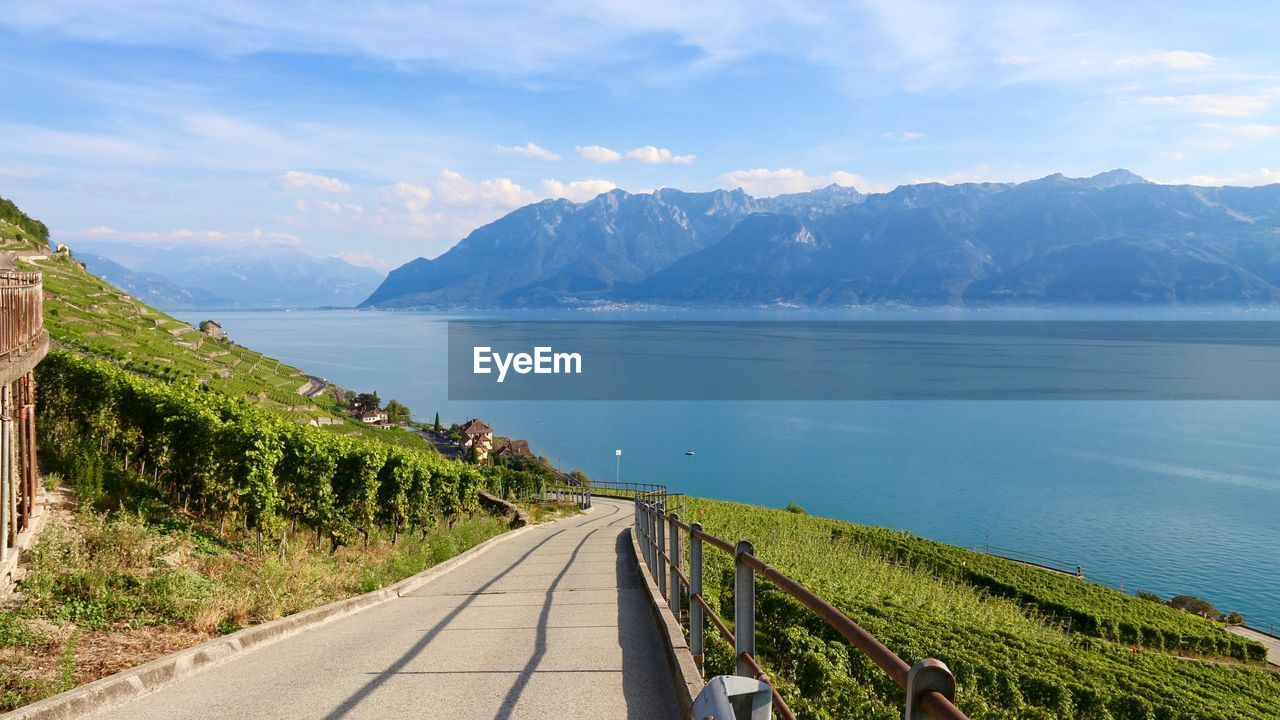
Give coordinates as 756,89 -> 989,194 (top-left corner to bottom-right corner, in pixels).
19,251 -> 428,450
687,498 -> 1277,720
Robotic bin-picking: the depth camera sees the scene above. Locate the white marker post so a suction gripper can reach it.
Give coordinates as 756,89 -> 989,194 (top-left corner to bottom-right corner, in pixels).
615,448 -> 622,485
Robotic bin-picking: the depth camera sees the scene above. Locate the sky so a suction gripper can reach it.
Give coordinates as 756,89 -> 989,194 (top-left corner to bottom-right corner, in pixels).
1,1 -> 1278,271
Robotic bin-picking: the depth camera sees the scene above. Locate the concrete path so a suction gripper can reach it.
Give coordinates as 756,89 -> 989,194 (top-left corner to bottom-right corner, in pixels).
1228,625 -> 1280,667
90,499 -> 679,719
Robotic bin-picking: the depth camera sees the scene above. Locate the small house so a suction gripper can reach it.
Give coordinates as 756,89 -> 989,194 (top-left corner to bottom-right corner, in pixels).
492,438 -> 533,460
459,418 -> 494,462
199,320 -> 226,341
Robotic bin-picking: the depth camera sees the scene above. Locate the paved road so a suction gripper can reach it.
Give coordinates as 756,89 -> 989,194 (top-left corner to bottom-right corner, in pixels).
1228,625 -> 1280,666
91,499 -> 679,720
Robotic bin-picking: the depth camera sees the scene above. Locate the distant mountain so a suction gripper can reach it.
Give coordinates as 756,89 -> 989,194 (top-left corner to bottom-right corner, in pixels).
361,188 -> 761,308
363,171 -> 1280,308
79,253 -> 232,309
74,244 -> 385,309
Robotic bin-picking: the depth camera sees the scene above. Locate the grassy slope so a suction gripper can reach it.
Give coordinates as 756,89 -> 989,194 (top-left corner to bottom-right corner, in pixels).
688,498 -> 1277,720
21,251 -> 430,451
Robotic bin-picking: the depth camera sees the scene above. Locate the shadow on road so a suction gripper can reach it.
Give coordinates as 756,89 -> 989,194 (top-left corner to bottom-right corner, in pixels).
318,527 -> 569,720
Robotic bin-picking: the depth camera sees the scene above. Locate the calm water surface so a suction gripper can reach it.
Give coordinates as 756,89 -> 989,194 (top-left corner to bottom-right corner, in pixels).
180,309 -> 1280,627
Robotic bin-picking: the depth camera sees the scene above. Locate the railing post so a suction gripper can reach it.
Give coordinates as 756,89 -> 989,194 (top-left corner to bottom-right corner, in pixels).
905,659 -> 957,720
638,501 -> 647,569
640,501 -> 649,569
650,503 -> 660,571
656,504 -> 667,598
646,502 -> 656,571
690,522 -> 704,673
734,540 -> 755,678
667,512 -> 680,614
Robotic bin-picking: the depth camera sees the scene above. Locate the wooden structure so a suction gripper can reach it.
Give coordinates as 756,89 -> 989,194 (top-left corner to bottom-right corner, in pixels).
0,269 -> 47,567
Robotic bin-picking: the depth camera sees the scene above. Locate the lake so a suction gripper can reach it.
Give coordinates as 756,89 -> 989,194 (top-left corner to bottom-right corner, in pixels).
179,309 -> 1280,629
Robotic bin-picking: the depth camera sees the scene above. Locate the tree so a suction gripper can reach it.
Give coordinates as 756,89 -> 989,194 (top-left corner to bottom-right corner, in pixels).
1168,595 -> 1218,618
385,399 -> 411,425
433,412 -> 441,433
353,391 -> 380,410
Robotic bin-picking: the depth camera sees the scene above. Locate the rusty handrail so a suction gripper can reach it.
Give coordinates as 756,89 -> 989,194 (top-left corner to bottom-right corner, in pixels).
0,271 -> 43,360
636,497 -> 969,720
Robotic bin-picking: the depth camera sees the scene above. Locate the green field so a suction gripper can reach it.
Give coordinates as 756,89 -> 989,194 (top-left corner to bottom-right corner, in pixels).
686,498 -> 1276,720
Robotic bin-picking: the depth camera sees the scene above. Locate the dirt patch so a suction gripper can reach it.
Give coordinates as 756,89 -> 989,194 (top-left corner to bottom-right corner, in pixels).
74,625 -> 214,682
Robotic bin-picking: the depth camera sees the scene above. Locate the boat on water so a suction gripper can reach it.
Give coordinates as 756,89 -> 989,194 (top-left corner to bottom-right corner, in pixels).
685,450 -> 695,456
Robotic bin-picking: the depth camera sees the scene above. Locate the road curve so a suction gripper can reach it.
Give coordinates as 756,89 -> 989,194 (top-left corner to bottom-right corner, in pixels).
90,498 -> 680,720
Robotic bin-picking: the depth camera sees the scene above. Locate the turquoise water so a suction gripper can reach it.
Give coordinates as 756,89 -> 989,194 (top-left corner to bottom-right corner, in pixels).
184,309 -> 1280,628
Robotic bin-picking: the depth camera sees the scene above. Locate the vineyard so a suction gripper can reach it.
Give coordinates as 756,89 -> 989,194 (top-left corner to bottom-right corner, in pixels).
22,252 -> 429,450
686,498 -> 1278,720
37,351 -> 481,549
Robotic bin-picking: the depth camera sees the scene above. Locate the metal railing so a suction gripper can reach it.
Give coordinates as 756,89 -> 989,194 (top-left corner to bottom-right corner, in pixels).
505,481 -> 593,510
0,271 -> 43,360
635,498 -> 969,720
539,483 -> 592,509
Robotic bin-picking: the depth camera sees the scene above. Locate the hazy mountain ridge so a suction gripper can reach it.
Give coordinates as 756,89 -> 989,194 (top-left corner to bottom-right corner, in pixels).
363,171 -> 1280,308
75,243 -> 385,309
79,253 -> 233,309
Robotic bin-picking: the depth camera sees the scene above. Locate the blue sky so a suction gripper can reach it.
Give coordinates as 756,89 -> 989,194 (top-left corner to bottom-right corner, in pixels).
1,1 -> 1278,269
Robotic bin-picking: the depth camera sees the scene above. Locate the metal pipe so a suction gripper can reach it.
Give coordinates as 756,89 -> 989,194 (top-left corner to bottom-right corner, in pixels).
694,593 -> 734,645
690,521 -> 704,672
667,512 -> 680,614
740,652 -> 798,720
734,539 -> 755,678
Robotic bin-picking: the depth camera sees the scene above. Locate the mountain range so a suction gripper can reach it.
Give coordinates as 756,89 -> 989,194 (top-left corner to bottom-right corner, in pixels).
361,170 -> 1280,308
75,243 -> 384,309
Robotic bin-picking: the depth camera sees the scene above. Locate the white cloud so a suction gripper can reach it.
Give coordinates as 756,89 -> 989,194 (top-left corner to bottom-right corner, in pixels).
907,164 -> 998,185
390,181 -> 432,212
1110,50 -> 1215,71
333,251 -> 393,272
577,144 -> 694,164
279,169 -> 350,193
1202,123 -> 1279,141
883,131 -> 925,141
294,198 -> 364,215
718,168 -> 886,196
79,226 -> 301,247
541,178 -> 617,202
1167,168 -> 1280,187
1136,93 -> 1275,117
624,145 -> 696,164
577,145 -> 622,163
495,142 -> 561,161
433,170 -> 538,208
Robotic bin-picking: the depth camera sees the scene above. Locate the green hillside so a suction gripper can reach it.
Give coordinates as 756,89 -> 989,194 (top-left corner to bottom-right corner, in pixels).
688,499 -> 1276,720
18,250 -> 428,451
0,194 -> 51,252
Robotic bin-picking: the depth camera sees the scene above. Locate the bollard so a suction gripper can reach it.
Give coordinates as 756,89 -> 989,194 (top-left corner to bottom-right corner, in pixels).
690,522 -> 704,673
656,504 -> 667,598
734,540 -> 756,678
668,512 -> 681,614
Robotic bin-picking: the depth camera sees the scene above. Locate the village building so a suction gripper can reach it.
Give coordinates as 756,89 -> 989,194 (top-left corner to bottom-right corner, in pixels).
356,408 -> 388,424
458,418 -> 494,462
492,438 -> 533,460
198,320 -> 226,341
